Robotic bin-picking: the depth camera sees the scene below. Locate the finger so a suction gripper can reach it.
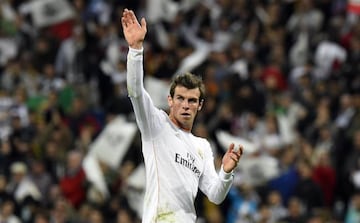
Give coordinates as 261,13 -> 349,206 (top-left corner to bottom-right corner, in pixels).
141,18 -> 147,32
230,152 -> 239,159
121,17 -> 127,28
236,145 -> 244,156
229,153 -> 239,163
231,151 -> 241,160
123,9 -> 132,23
123,8 -> 130,19
233,145 -> 243,155
228,143 -> 235,153
122,9 -> 131,26
239,146 -> 244,156
128,10 -> 137,24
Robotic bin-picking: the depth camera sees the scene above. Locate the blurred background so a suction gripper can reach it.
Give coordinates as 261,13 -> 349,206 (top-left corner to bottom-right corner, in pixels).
0,0 -> 359,222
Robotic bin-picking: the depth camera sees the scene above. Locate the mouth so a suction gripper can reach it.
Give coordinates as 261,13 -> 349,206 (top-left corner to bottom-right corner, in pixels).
181,113 -> 191,118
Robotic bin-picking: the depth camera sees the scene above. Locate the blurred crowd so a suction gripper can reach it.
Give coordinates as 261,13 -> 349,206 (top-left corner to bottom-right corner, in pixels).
0,0 -> 360,223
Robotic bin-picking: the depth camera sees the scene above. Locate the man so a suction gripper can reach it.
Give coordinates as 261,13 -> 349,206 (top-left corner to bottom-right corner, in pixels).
121,9 -> 243,223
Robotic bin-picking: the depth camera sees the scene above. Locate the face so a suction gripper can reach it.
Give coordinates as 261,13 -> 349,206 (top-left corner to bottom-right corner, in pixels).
168,86 -> 202,132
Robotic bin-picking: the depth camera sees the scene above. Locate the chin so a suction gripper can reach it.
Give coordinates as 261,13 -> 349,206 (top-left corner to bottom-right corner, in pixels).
182,117 -> 193,123
179,119 -> 191,126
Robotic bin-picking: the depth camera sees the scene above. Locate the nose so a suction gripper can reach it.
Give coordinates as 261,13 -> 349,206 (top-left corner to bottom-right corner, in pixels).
181,99 -> 190,109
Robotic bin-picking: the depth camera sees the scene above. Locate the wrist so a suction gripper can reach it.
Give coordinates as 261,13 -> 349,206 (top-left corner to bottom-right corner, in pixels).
129,46 -> 144,52
222,164 -> 234,173
219,164 -> 233,181
130,42 -> 143,50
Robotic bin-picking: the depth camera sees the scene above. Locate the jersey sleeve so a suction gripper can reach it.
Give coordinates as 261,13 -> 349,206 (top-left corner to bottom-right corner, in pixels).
198,139 -> 234,204
126,47 -> 164,140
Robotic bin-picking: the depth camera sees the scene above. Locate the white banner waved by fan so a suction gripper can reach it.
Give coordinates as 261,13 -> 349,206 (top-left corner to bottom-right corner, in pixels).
215,131 -> 279,186
126,164 -> 146,218
144,76 -> 170,110
215,130 -> 260,155
146,0 -> 201,23
29,0 -> 75,28
83,115 -> 138,198
83,155 -> 110,198
89,115 -> 137,169
236,155 -> 279,187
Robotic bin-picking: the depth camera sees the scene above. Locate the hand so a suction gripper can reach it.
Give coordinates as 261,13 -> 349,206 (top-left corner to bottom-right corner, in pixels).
222,143 -> 243,173
121,8 -> 147,49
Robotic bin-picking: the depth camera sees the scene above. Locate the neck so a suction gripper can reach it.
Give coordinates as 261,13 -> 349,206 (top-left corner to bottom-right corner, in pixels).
169,115 -> 191,132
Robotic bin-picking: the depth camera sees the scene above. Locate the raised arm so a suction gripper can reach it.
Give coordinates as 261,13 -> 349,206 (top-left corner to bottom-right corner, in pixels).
122,9 -> 147,98
122,9 -> 164,140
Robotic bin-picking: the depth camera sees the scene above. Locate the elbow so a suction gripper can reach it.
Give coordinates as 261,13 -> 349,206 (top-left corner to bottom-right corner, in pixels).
208,195 -> 226,205
127,85 -> 141,98
205,183 -> 232,205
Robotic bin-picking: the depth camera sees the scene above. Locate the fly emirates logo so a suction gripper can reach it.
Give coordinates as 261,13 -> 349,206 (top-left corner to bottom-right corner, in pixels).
175,152 -> 201,178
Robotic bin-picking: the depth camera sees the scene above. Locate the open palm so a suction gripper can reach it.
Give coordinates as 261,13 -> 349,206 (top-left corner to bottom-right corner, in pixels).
121,9 -> 147,49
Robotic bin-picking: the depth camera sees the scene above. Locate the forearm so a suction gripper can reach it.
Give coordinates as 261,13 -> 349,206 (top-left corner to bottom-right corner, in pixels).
127,47 -> 144,98
207,166 -> 234,204
200,162 -> 234,205
126,46 -> 163,140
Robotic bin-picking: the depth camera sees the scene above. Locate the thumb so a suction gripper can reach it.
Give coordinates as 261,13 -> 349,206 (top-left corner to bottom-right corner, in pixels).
141,18 -> 147,33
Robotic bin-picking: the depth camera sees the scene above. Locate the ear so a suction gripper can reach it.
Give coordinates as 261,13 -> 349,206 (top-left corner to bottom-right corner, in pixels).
167,95 -> 173,108
198,99 -> 204,111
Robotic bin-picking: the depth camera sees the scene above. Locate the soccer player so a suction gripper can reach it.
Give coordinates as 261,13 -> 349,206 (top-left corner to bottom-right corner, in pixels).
121,9 -> 244,223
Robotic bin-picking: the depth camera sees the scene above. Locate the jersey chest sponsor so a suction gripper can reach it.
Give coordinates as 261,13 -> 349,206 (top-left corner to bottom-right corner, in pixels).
174,152 -> 202,178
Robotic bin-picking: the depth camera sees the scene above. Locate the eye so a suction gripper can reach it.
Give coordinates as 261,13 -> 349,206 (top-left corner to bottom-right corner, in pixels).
188,98 -> 198,104
176,96 -> 184,102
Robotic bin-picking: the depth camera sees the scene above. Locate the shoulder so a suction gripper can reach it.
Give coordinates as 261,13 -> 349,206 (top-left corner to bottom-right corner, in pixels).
192,134 -> 209,143
192,135 -> 212,152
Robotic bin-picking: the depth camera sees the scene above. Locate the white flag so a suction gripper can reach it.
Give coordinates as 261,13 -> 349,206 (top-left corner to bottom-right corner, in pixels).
215,130 -> 260,155
144,76 -> 170,110
89,115 -> 137,169
237,155 -> 279,186
126,164 -> 146,218
83,155 -> 109,198
30,0 -> 75,28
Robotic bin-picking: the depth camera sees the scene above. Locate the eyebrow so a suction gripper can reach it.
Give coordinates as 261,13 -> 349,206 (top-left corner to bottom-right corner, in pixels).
176,94 -> 199,100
